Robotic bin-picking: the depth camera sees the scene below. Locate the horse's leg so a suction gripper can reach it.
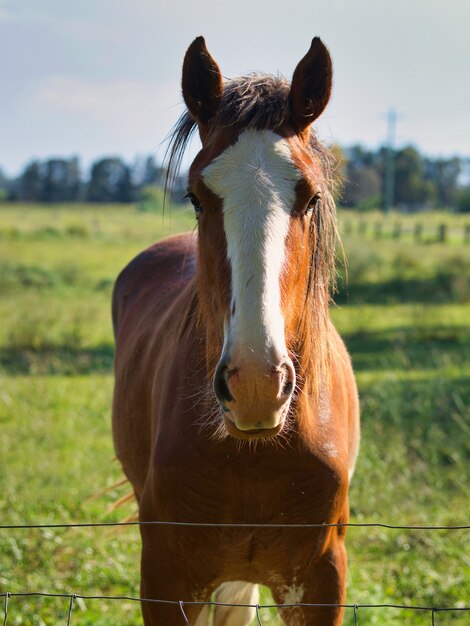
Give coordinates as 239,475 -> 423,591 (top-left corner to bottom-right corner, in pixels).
211,581 -> 259,626
194,604 -> 211,626
140,537 -> 214,626
194,581 -> 259,626
270,539 -> 347,626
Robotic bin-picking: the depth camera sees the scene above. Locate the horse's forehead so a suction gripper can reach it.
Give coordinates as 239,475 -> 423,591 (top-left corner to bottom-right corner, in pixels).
202,129 -> 301,197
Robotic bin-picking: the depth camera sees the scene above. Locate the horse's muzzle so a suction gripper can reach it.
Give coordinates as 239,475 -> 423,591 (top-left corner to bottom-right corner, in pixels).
213,355 -> 295,438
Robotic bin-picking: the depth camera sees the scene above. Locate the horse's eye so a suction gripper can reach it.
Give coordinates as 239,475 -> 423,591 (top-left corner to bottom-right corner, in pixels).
306,193 -> 321,214
186,192 -> 203,215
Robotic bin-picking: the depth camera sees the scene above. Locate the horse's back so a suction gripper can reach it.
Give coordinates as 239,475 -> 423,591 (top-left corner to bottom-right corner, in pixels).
112,232 -> 197,496
112,231 -> 197,336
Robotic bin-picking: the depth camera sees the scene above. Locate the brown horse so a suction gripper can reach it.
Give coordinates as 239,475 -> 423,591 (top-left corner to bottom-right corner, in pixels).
112,36 -> 359,626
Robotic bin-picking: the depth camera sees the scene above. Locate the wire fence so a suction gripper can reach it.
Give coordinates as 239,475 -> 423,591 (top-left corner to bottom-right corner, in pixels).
1,591 -> 470,626
2,519 -> 470,625
340,218 -> 470,244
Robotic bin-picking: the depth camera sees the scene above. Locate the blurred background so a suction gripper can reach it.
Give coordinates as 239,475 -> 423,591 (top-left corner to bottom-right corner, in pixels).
1,1 -> 469,625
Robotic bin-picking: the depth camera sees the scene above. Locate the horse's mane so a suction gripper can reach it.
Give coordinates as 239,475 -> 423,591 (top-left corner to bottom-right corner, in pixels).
165,73 -> 340,410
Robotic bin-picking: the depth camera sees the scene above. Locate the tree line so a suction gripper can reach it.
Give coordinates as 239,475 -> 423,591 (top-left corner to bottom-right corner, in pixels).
1,146 -> 469,212
0,156 -> 171,204
338,145 -> 470,212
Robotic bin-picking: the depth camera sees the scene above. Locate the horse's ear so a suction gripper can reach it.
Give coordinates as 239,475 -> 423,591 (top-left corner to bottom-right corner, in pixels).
288,37 -> 333,135
182,36 -> 223,127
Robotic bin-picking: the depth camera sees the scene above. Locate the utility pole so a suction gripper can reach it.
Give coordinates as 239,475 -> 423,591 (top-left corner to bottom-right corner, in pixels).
384,108 -> 397,215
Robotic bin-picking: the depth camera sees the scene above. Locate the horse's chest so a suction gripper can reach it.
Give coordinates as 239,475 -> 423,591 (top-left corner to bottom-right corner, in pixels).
153,445 -> 344,526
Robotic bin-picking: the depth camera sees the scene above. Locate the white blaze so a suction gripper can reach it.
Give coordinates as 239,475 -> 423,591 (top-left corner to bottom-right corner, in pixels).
203,129 -> 299,360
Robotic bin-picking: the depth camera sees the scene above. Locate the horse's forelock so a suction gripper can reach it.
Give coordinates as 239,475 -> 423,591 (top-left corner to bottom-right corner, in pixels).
164,74 -> 337,198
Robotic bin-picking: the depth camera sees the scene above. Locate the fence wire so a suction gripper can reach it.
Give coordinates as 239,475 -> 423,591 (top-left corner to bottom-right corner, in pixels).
1,520 -> 470,530
1,592 -> 469,625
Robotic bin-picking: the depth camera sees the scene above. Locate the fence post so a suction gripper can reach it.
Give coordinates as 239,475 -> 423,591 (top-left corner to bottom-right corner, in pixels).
374,222 -> 383,238
256,604 -> 264,626
92,219 -> 101,235
437,224 -> 446,243
464,224 -> 470,244
414,223 -> 423,242
393,222 -> 402,239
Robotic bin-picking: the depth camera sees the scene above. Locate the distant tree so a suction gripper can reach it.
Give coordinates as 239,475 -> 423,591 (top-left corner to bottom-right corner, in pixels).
424,157 -> 460,209
457,188 -> 470,213
341,145 -> 383,208
343,166 -> 382,208
18,160 -> 43,201
40,157 -> 82,203
87,157 -> 135,203
15,158 -> 82,202
0,167 -> 7,201
394,146 -> 436,208
346,144 -> 378,169
142,156 -> 165,187
130,155 -> 165,188
116,164 -> 135,203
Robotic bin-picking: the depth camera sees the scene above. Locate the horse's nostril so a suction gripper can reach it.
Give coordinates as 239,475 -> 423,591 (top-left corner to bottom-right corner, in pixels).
214,363 -> 234,404
280,361 -> 295,398
283,380 -> 294,396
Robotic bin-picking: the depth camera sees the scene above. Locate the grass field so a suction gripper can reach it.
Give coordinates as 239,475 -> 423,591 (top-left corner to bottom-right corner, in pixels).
1,203 -> 469,625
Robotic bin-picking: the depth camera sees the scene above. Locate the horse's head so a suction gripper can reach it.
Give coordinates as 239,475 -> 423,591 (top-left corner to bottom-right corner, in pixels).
177,37 -> 336,440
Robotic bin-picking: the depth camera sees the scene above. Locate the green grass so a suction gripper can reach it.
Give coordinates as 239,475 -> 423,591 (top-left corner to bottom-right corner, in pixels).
0,203 -> 469,625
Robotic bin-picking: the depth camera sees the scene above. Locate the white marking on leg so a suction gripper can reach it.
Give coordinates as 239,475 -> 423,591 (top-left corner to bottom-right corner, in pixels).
281,583 -> 305,605
281,581 -> 306,626
194,604 -> 210,626
213,582 -> 259,626
203,129 -> 299,362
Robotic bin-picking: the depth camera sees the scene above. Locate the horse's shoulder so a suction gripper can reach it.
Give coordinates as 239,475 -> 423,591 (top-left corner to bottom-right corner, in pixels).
115,232 -> 197,293
112,232 -> 197,335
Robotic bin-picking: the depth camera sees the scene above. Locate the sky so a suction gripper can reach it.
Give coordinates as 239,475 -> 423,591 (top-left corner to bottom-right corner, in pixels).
1,0 -> 469,176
